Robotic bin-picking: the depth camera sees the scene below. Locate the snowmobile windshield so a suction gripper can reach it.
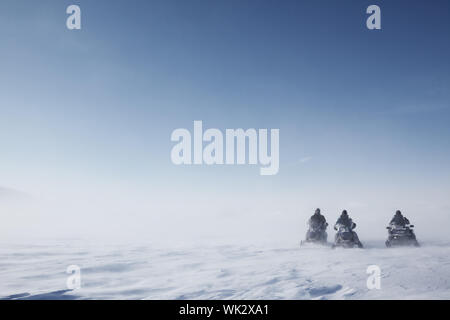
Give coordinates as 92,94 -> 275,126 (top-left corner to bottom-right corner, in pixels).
390,224 -> 408,230
336,224 -> 350,232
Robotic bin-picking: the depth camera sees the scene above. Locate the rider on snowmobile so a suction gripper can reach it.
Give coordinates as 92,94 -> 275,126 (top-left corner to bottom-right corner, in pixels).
309,208 -> 327,230
386,210 -> 419,247
334,210 -> 363,247
389,210 -> 410,227
334,210 -> 355,230
306,208 -> 328,242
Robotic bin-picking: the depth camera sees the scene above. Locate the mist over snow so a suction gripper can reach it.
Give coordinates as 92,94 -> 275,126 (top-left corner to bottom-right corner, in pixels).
2,240 -> 450,300
1,176 -> 450,246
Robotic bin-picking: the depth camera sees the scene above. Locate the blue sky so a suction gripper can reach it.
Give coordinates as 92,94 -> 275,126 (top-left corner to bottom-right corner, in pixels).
0,0 -> 449,242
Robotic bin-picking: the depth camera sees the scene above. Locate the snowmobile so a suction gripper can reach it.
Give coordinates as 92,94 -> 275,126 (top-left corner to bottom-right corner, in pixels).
301,223 -> 328,246
385,224 -> 420,247
332,224 -> 363,249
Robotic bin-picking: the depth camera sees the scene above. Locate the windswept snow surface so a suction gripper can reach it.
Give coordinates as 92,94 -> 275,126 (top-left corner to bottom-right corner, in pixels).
1,240 -> 450,300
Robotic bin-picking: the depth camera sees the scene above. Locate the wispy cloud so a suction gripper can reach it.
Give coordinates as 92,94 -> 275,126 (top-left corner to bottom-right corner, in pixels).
0,187 -> 30,200
390,104 -> 449,115
297,157 -> 313,164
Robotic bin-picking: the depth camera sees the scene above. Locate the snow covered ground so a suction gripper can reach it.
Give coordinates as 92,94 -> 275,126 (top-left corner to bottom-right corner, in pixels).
1,240 -> 450,300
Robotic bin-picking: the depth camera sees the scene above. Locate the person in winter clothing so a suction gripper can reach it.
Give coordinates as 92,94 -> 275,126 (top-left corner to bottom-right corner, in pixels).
386,210 -> 419,247
390,210 -> 410,227
306,208 -> 328,242
309,208 -> 327,230
334,210 -> 356,230
334,210 -> 363,248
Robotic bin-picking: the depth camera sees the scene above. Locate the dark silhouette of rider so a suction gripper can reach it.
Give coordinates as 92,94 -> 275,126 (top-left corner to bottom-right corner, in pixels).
390,210 -> 410,227
334,210 -> 356,230
334,210 -> 363,248
386,210 -> 419,246
309,208 -> 327,230
306,208 -> 328,242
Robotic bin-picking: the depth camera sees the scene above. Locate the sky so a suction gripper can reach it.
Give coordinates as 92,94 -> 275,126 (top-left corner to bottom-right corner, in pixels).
0,0 -> 449,244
